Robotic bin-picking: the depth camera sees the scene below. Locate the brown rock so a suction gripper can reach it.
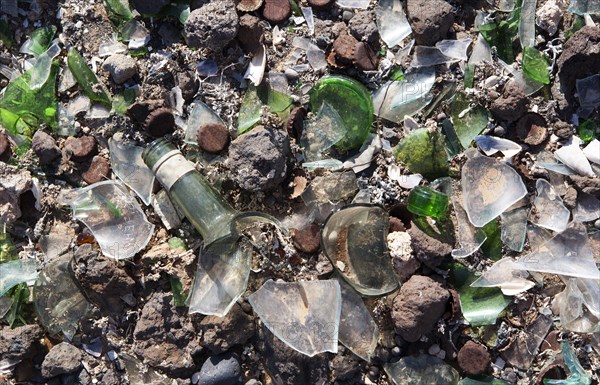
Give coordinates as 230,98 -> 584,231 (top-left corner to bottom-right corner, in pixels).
389,216 -> 406,233
41,342 -> 83,378
332,33 -> 359,66
262,0 -> 291,24
64,136 -> 98,161
199,304 -> 256,354
515,113 -> 548,146
238,14 -> 264,54
0,324 -> 44,361
0,130 -> 11,160
308,0 -> 334,8
238,0 -> 263,11
197,122 -> 230,153
287,106 -> 307,139
353,42 -> 378,71
391,275 -> 450,342
32,131 -> 61,165
491,82 -> 529,122
569,175 -> 600,197
144,108 -> 175,137
349,10 -> 379,45
177,70 -> 199,101
291,223 -> 321,254
407,222 -> 453,268
81,156 -> 111,184
562,187 -> 578,210
554,120 -> 574,140
457,341 -> 490,376
127,100 -> 164,123
406,0 -> 454,46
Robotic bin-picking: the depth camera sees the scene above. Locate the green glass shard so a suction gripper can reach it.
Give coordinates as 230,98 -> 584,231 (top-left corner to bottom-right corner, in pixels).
168,237 -> 187,250
3,283 -> 29,327
464,64 -> 475,88
577,120 -> 598,143
449,93 -> 489,149
104,0 -> 133,20
169,276 -> 187,307
0,224 -> 17,263
67,48 -> 112,106
0,19 -> 12,48
481,219 -> 502,260
407,186 -> 449,219
393,128 -> 449,181
388,66 -> 405,81
309,75 -> 374,151
111,88 -> 136,115
522,47 -> 550,85
478,1 -> 521,63
22,25 -> 57,56
544,342 -> 592,385
449,263 -> 512,326
458,376 -> 510,385
237,83 -> 293,135
565,15 -> 585,40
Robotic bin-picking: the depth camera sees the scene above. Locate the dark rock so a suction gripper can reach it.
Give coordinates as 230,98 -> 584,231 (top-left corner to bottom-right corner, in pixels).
41,342 -> 83,378
406,0 -> 454,45
228,126 -> 290,192
491,83 -> 529,122
457,341 -> 490,376
64,136 -> 98,161
262,0 -> 291,24
348,10 -> 378,44
130,0 -> 169,14
291,223 -> 321,254
184,1 -> 239,51
32,131 -> 61,165
391,275 -> 450,342
554,120 -> 574,140
103,54 -> 137,84
81,156 -> 111,184
562,187 -> 578,210
197,121 -> 230,153
158,22 -> 183,45
332,354 -> 361,383
0,130 -> 10,160
353,42 -> 378,71
0,324 -> 44,361
287,106 -> 307,139
308,0 -> 334,8
198,352 -> 242,385
389,217 -> 406,233
332,33 -> 359,66
199,304 -> 256,354
237,0 -> 264,12
555,27 -> 600,120
515,112 -> 548,145
144,108 -> 175,137
133,291 -> 201,376
177,70 -> 199,101
569,175 -> 600,197
238,14 -> 264,54
72,244 -> 135,315
407,222 -> 452,268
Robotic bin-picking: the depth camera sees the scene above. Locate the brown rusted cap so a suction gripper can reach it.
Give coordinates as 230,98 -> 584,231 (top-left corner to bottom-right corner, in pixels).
262,0 -> 291,24
515,112 -> 548,146
144,108 -> 175,137
308,0 -> 334,8
196,121 -> 230,153
238,0 -> 264,11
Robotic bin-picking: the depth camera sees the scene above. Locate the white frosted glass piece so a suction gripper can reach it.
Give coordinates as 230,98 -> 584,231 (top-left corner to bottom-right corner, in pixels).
471,258 -> 535,296
555,137 -> 595,177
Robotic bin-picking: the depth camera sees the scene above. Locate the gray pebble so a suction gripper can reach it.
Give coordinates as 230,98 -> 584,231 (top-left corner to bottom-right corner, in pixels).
184,1 -> 238,51
102,54 -> 137,84
342,10 -> 354,21
198,352 -> 241,385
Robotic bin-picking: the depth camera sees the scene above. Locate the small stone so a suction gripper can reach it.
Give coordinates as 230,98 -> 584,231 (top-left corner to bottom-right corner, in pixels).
237,0 -> 263,12
41,342 -> 83,378
554,120 -> 574,140
262,0 -> 291,24
391,275 -> 450,342
388,231 -> 419,282
389,216 -> 406,232
287,106 -> 307,139
238,14 -> 264,54
291,223 -> 321,253
0,325 -> 44,361
348,10 -> 378,44
102,54 -> 137,84
457,341 -> 490,376
309,0 -> 334,8
406,0 -> 454,46
199,304 -> 255,354
0,163 -> 33,224
32,131 -> 61,165
197,122 -> 230,153
131,0 -> 169,14
569,175 -> 600,196
144,108 -> 175,137
333,33 -> 359,66
185,1 -> 239,51
491,83 -> 529,123
407,222 -> 452,268
342,10 -> 354,21
198,352 -> 242,385
177,71 -> 199,101
536,0 -> 562,36
562,187 -> 578,210
64,136 -> 98,161
81,156 -> 111,184
0,130 -> 11,160
353,42 -> 378,71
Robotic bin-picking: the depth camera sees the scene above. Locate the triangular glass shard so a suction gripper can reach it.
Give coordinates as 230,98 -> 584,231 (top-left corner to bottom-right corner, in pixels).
530,179 -> 570,233
555,137 -> 595,177
300,102 -> 346,162
248,279 -> 342,357
583,139 -> 600,165
184,99 -> 226,145
375,0 -> 412,48
321,204 -> 399,296
109,138 -> 155,205
475,135 -> 521,158
501,206 -> 529,252
555,278 -> 600,334
451,196 -> 487,259
384,354 -> 460,385
461,155 -> 527,227
471,258 -> 535,296
0,259 -> 38,296
58,180 -> 155,260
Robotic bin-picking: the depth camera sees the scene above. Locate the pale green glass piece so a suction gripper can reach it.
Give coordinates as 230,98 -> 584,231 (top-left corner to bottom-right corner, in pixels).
544,342 -> 592,385
0,259 -> 38,296
393,128 -> 449,181
109,138 -> 155,206
449,93 -> 489,149
384,354 -> 460,385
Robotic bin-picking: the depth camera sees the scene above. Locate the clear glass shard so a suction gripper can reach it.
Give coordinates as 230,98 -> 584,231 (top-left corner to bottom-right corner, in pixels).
573,191 -> 600,223
188,236 -> 252,317
321,205 -> 399,296
342,134 -> 382,173
121,19 -> 150,49
475,135 -> 522,158
373,67 -> 435,124
58,180 -> 155,260
185,99 -> 226,145
519,0 -> 536,48
108,138 -> 155,205
38,221 -> 74,259
471,258 -> 535,296
337,277 -> 379,361
568,0 -> 600,15
301,102 -> 346,161
387,165 -> 423,188
436,38 -> 472,61
530,179 -> 570,233
337,0 -> 371,9
555,278 -> 600,334
462,155 -> 528,227
451,196 -> 487,259
535,162 -> 577,176
29,42 -> 61,90
302,159 -> 344,171
468,34 -> 492,65
384,354 -> 460,385
375,0 -> 412,48
0,259 -> 39,296
555,136 -> 595,177
301,7 -> 315,35
248,279 -> 342,357
517,225 -> 600,280
34,253 -> 92,340
121,353 -> 171,385
98,34 -> 127,58
306,46 -> 328,71
411,46 -> 457,68
583,139 -> 600,165
576,74 -> 600,117
501,206 -> 529,252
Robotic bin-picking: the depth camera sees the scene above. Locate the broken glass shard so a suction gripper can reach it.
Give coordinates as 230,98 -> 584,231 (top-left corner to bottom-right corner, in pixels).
99,35 -> 127,58
530,179 -> 570,233
471,258 -> 535,296
337,277 -> 379,361
536,162 -> 576,176
407,186 -> 449,219
152,190 -> 182,230
577,119 -> 598,142
519,0 -> 536,48
186,99 -> 226,145
393,128 -> 449,181
309,75 -> 374,151
245,44 -> 266,86
301,102 -> 347,162
384,354 -> 460,385
34,253 -> 92,340
321,204 -> 399,296
59,180 -> 155,260
450,263 -> 512,326
459,377 -> 510,385
573,191 -> 600,223
108,138 -> 155,205
104,0 -> 133,20
461,155 -> 527,227
196,59 -> 218,77
0,259 -> 38,296
576,75 -> 600,118
38,222 -> 74,260
387,166 -> 423,188
501,206 -> 528,252
517,225 -> 600,280
248,279 -> 342,357
67,48 -> 111,107
302,171 -> 358,221
29,42 -> 61,90
568,0 -> 600,15
583,139 -> 600,165
301,7 -> 314,35
451,196 -> 487,259
469,34 -> 492,65
437,39 -> 472,61
336,0 -> 370,9
122,353 -> 171,385
554,278 -> 600,334
412,39 -> 472,68
555,137 -> 595,177
499,59 -> 545,96
481,218 -> 502,260
121,19 -> 150,49
522,47 -> 551,84
544,342 -> 593,385
375,0 -> 412,48
373,66 -> 435,124
238,83 -> 293,135
20,25 -> 57,57
302,159 -> 344,171
449,94 -> 489,149
342,134 -> 382,173
475,135 -> 522,158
